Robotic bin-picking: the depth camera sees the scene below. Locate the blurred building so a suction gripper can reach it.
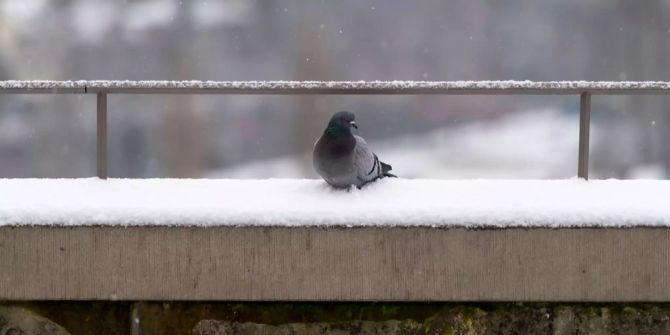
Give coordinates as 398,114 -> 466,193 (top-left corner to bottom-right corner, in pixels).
1,0 -> 670,179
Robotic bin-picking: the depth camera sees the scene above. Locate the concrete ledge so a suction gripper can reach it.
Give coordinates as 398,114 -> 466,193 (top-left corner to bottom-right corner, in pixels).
0,226 -> 669,301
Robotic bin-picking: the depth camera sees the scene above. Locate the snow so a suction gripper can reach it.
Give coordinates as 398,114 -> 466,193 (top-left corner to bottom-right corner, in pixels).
2,80 -> 670,92
1,178 -> 670,227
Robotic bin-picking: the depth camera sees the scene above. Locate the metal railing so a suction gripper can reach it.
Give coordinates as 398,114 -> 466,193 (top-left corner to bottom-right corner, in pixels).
3,80 -> 670,180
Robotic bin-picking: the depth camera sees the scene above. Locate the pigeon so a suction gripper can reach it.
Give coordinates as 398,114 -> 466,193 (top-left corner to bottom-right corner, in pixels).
313,111 -> 395,189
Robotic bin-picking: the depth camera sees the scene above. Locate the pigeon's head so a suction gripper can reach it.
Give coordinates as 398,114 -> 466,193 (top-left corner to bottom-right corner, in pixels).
326,111 -> 358,136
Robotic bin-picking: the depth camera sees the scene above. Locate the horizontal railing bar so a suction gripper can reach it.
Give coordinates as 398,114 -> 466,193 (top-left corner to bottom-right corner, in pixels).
0,88 -> 87,94
2,81 -> 670,95
79,88 -> 670,95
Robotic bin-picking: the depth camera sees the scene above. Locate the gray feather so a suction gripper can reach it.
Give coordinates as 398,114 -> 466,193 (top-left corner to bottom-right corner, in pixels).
352,135 -> 382,184
313,134 -> 393,189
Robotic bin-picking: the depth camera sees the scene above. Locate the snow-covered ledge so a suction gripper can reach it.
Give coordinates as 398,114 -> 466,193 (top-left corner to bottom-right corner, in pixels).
2,178 -> 670,227
1,178 -> 669,301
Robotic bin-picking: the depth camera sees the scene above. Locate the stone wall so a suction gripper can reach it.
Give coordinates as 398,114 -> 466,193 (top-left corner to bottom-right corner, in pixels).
4,227 -> 670,302
2,302 -> 670,335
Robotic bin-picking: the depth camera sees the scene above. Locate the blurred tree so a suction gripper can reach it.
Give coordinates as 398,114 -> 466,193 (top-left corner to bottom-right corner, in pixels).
160,0 -> 206,177
293,20 -> 332,175
2,0 -> 670,178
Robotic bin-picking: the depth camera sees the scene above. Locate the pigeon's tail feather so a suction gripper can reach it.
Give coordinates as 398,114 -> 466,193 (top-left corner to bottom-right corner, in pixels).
380,161 -> 396,178
380,161 -> 392,173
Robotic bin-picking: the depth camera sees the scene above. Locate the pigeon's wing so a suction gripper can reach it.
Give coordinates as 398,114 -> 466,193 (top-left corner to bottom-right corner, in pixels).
353,135 -> 384,184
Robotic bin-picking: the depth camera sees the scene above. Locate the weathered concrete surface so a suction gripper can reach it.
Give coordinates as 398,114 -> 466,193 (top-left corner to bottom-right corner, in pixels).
186,304 -> 670,335
0,302 -> 130,335
2,302 -> 670,334
1,226 -> 670,301
0,306 -> 70,335
192,319 -> 423,335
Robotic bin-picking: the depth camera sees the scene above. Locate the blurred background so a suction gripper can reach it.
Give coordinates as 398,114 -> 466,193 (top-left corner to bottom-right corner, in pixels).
0,0 -> 669,179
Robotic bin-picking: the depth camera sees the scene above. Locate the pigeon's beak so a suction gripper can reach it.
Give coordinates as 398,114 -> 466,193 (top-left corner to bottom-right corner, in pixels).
350,121 -> 358,129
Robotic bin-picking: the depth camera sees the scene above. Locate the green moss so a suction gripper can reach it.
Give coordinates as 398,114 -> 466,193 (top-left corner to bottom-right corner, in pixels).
600,307 -> 611,321
0,302 -> 130,335
623,306 -> 639,315
4,301 -> 670,335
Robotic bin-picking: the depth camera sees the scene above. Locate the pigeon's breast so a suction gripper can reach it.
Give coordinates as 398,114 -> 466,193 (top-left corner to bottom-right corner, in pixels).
313,138 -> 358,188
314,148 -> 355,176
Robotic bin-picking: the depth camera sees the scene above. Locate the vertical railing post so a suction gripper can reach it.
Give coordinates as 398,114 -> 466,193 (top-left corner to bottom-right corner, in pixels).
578,92 -> 591,179
97,92 -> 108,179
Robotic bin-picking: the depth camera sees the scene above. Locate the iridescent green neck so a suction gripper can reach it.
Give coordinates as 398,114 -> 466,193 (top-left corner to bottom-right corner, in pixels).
325,124 -> 351,138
